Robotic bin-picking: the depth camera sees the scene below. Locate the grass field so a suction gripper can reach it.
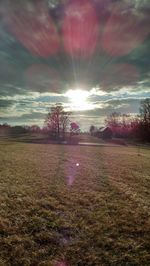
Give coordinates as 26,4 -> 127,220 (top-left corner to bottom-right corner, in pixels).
0,140 -> 150,266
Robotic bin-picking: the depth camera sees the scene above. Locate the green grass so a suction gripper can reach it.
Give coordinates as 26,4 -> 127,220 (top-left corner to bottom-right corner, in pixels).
0,140 -> 150,265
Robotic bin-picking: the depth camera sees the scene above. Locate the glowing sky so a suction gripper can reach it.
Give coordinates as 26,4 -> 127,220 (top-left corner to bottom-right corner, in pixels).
0,0 -> 150,130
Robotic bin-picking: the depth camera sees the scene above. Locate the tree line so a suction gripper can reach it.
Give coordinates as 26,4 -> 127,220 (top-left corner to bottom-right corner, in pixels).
0,98 -> 150,142
90,98 -> 150,142
0,104 -> 80,139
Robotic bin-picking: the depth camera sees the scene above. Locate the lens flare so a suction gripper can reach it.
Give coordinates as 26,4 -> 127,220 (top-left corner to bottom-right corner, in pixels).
4,1 -> 60,57
62,0 -> 99,57
102,7 -> 150,56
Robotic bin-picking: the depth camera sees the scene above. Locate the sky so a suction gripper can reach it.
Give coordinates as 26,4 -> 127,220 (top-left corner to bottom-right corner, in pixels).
0,0 -> 150,131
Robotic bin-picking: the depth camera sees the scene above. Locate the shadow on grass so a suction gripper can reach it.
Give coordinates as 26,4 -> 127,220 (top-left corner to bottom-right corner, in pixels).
0,133 -> 131,147
0,133 -> 79,145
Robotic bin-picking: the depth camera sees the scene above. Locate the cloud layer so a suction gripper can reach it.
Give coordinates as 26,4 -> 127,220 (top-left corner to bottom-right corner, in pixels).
0,0 -> 149,130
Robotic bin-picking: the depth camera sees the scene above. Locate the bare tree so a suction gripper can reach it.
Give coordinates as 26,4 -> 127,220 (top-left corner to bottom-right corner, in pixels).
138,98 -> 150,141
45,104 -> 70,139
140,98 -> 150,124
105,112 -> 121,128
89,125 -> 95,136
61,110 -> 71,139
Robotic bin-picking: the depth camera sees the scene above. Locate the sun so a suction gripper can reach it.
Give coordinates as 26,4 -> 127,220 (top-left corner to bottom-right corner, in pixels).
65,89 -> 92,111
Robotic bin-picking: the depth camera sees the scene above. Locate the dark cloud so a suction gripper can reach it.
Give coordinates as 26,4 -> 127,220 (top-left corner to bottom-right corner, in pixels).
103,98 -> 141,113
0,111 -> 46,124
0,85 -> 27,97
0,99 -> 15,108
73,97 -> 142,117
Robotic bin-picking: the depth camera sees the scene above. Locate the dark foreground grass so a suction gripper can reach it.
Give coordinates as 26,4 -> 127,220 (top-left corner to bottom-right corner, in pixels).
0,140 -> 150,266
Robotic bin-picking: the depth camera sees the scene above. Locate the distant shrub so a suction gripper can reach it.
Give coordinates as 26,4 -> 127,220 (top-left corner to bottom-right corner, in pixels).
9,126 -> 27,136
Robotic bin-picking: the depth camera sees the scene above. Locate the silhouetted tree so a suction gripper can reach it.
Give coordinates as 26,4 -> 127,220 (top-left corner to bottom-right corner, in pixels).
9,126 -> 27,136
45,104 -> 70,139
0,123 -> 11,135
139,98 -> 150,141
105,113 -> 136,138
30,125 -> 41,133
89,125 -> 95,136
140,98 -> 150,124
105,112 -> 122,137
105,112 -> 120,128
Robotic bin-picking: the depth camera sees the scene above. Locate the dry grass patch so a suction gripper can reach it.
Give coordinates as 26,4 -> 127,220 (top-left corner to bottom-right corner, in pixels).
0,141 -> 150,265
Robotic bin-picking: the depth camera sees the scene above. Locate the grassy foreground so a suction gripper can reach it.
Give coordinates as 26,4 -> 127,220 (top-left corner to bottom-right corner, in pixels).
0,140 -> 150,265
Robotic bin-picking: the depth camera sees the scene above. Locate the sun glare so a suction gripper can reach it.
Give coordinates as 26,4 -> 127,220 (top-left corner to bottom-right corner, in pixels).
65,89 -> 93,111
